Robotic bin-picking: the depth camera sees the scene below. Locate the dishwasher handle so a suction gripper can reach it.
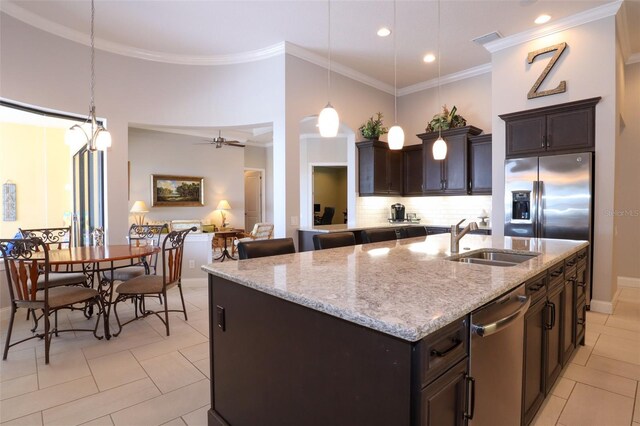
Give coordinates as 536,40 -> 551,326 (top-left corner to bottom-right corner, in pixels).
472,295 -> 531,337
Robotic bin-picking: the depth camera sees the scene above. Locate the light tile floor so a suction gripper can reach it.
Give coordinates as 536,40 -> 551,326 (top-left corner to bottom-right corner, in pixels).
1,282 -> 639,425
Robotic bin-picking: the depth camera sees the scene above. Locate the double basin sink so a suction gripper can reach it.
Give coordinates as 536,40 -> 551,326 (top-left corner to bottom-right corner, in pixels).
448,250 -> 540,267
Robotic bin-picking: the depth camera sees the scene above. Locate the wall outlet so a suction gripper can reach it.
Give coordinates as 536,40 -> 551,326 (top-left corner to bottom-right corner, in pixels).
188,260 -> 195,269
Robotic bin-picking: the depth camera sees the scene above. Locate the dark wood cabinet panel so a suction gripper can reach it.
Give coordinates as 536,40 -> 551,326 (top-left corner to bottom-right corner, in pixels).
562,274 -> 576,366
500,97 -> 600,159
423,139 -> 444,193
545,284 -> 564,394
468,134 -> 492,195
576,297 -> 587,347
357,140 -> 403,196
419,358 -> 468,426
523,296 -> 546,426
443,135 -> 467,193
403,145 -> 424,195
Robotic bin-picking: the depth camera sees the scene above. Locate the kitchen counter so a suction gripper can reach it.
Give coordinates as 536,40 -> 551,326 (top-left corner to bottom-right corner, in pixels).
203,234 -> 585,341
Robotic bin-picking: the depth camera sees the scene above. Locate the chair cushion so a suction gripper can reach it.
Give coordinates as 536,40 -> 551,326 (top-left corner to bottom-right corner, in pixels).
37,272 -> 87,289
116,275 -> 164,295
103,266 -> 146,281
39,286 -> 99,308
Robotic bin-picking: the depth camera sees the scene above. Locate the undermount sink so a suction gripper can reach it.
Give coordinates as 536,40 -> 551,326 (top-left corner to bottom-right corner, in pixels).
449,250 -> 540,267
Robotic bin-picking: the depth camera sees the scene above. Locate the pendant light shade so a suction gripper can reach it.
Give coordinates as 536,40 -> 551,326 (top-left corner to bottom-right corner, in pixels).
318,0 -> 339,138
432,136 -> 447,160
318,103 -> 339,137
388,125 -> 405,150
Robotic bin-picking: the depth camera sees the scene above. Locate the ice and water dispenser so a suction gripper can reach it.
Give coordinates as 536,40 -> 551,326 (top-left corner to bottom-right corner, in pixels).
511,191 -> 531,221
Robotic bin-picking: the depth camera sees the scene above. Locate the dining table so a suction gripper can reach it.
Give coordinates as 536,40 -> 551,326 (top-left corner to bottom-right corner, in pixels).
34,244 -> 160,339
213,229 -> 244,262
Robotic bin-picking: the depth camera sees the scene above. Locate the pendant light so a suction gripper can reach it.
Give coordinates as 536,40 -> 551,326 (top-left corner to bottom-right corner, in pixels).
65,0 -> 111,151
388,0 -> 404,150
318,0 -> 340,137
432,0 -> 447,160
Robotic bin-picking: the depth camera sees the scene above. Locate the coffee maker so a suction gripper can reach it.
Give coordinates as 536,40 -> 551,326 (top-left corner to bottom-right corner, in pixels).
390,203 -> 405,222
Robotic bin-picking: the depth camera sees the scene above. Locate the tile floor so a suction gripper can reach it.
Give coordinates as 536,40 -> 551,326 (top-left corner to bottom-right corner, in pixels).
1,282 -> 639,425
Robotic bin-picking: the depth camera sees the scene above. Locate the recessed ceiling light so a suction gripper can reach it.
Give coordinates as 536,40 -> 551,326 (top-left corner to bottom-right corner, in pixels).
377,27 -> 391,37
423,53 -> 436,63
535,14 -> 551,24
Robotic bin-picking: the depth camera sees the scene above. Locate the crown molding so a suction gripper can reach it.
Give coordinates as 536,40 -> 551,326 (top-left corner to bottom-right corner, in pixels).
283,42 -> 395,95
483,0 -> 623,53
397,63 -> 492,96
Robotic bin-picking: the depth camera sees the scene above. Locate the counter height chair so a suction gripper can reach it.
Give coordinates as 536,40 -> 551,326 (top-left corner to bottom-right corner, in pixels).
361,228 -> 399,244
402,226 -> 427,238
1,238 -> 105,364
237,237 -> 296,260
112,227 -> 195,337
313,232 -> 356,250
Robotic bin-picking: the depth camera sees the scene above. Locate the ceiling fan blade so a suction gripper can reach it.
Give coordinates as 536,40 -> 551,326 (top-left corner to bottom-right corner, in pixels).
225,142 -> 246,148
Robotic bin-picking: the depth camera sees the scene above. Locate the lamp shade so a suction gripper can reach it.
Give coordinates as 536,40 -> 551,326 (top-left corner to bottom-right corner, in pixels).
130,201 -> 149,213
95,130 -> 112,150
318,103 -> 339,137
217,200 -> 231,210
388,125 -> 405,150
432,136 -> 448,160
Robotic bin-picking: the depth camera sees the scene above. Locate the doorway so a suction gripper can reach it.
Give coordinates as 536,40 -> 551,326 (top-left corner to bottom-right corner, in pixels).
312,166 -> 347,225
244,169 -> 264,231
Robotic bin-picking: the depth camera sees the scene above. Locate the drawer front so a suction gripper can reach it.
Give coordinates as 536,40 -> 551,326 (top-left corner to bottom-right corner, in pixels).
526,273 -> 548,304
565,254 -> 578,278
577,248 -> 588,266
548,262 -> 565,290
575,264 -> 587,301
419,316 -> 469,387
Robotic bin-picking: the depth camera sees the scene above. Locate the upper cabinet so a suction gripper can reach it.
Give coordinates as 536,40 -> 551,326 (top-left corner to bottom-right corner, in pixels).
468,134 -> 492,195
418,126 -> 482,195
357,140 -> 403,196
500,97 -> 600,158
402,144 -> 423,196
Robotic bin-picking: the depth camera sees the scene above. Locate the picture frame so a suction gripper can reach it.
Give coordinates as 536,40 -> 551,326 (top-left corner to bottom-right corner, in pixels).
151,174 -> 204,207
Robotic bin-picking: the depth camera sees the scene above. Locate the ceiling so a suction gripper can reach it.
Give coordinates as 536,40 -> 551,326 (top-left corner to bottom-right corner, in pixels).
3,0 -> 637,90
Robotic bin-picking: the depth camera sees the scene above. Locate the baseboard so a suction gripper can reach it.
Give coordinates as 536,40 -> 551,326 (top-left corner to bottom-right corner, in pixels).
181,278 -> 207,288
589,299 -> 614,314
618,276 -> 640,288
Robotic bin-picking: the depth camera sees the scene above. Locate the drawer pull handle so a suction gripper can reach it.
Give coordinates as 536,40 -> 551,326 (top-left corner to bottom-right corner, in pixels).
430,338 -> 462,358
465,375 -> 476,420
551,270 -> 563,278
577,281 -> 587,288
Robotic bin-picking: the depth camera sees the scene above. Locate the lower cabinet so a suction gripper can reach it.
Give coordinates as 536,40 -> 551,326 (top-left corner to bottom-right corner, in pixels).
419,358 -> 469,426
545,281 -> 564,394
523,274 -> 547,426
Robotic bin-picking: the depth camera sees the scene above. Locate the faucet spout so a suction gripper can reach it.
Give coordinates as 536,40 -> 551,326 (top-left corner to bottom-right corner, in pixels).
450,220 -> 479,253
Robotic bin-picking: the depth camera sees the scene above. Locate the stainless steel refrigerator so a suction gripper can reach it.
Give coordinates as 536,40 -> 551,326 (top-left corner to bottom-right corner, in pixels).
505,152 -> 593,301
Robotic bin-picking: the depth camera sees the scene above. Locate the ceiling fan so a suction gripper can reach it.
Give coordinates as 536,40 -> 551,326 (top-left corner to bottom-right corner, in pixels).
197,130 -> 245,148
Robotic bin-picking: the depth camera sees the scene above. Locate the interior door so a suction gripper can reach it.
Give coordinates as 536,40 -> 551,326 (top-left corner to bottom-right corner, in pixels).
244,170 -> 262,232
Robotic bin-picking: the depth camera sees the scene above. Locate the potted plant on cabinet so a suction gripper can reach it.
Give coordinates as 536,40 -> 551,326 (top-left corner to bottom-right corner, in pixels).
359,112 -> 388,141
425,105 -> 467,133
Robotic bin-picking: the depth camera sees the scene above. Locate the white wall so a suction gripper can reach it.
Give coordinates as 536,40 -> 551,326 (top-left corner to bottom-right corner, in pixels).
128,128 -> 245,229
0,14 -> 285,243
491,17 -> 618,312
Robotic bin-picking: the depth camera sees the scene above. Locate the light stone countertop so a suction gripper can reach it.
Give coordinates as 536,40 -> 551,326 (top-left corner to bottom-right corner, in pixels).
202,234 -> 587,342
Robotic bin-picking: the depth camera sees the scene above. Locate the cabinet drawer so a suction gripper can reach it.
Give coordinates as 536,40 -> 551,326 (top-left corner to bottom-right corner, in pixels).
548,262 -> 565,290
577,248 -> 588,266
565,254 -> 578,277
418,316 -> 469,387
526,273 -> 548,304
576,264 -> 588,301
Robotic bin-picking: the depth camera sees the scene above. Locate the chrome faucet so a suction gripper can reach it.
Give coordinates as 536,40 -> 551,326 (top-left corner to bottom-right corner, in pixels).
450,219 -> 478,253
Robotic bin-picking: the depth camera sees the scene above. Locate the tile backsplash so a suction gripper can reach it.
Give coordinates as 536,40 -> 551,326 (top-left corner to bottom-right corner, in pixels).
355,195 -> 493,227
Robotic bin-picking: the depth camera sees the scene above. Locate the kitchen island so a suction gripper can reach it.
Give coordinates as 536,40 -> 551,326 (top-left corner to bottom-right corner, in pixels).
203,234 -> 587,425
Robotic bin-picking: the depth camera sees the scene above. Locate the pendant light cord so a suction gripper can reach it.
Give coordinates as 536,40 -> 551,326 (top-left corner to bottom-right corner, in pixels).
437,0 -> 441,139
393,0 -> 397,123
327,0 -> 331,102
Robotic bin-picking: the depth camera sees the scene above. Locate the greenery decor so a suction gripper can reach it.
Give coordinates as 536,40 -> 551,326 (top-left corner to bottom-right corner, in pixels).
359,112 -> 388,140
425,105 -> 467,133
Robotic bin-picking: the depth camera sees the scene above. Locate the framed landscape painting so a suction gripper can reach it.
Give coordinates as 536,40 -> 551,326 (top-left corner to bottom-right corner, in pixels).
151,175 -> 204,207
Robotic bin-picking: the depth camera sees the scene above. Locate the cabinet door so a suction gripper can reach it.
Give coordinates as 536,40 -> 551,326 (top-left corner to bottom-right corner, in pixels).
373,146 -> 391,193
442,134 -> 467,194
575,263 -> 587,305
403,146 -> 424,195
576,298 -> 587,346
562,276 -> 576,365
523,298 -> 546,426
387,149 -> 403,194
545,285 -> 564,394
506,116 -> 545,157
469,136 -> 492,194
423,140 -> 444,193
420,358 -> 468,426
546,108 -> 595,153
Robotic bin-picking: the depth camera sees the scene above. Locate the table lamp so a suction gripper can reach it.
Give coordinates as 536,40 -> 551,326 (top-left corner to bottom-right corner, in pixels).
217,200 -> 231,228
130,201 -> 149,225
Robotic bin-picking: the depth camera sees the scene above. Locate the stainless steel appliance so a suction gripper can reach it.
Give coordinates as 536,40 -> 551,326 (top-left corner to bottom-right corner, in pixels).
390,203 -> 405,222
505,152 -> 593,302
470,284 -> 530,426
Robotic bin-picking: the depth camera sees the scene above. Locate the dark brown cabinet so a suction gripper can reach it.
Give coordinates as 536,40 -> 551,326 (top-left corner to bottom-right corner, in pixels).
545,281 -> 564,394
418,126 -> 482,195
403,144 -> 424,196
357,140 -> 403,196
468,134 -> 492,194
500,97 -> 600,158
419,358 -> 469,426
523,273 -> 547,426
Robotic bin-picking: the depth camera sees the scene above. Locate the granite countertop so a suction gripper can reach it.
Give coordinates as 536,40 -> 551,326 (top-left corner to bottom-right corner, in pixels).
202,234 -> 586,342
298,222 -> 491,233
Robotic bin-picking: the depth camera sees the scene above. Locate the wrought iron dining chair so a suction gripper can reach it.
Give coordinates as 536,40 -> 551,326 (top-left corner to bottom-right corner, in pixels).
111,227 -> 195,337
0,238 -> 105,364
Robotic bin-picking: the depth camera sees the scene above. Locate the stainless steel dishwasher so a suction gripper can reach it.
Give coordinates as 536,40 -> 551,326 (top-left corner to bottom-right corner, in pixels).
469,284 -> 531,426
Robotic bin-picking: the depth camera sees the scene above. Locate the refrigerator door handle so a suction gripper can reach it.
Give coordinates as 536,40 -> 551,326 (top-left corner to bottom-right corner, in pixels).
532,180 -> 539,236
537,180 -> 544,237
